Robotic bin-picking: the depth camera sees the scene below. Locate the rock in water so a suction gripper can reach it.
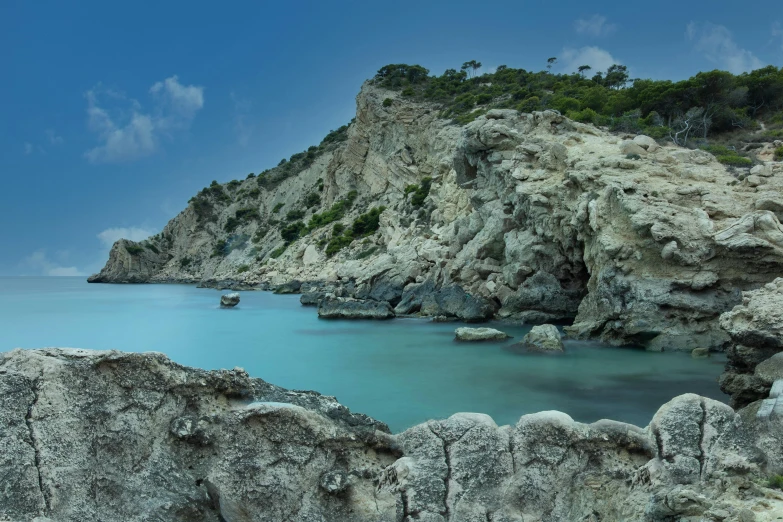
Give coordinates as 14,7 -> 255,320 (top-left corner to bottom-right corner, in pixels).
1,349 -> 781,521
317,296 -> 394,319
454,327 -> 510,342
220,293 -> 240,308
518,324 -> 564,352
691,347 -> 710,358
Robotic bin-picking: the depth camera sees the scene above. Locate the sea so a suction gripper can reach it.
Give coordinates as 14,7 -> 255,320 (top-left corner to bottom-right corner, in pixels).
0,276 -> 727,433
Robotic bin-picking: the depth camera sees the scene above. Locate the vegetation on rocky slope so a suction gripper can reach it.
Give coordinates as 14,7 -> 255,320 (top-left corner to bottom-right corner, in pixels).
374,62 -> 783,148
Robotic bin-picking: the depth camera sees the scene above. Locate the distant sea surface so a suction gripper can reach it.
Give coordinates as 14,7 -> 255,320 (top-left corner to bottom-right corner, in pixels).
0,277 -> 727,432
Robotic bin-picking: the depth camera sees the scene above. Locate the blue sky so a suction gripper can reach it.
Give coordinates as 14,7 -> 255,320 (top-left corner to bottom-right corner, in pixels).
1,0 -> 781,276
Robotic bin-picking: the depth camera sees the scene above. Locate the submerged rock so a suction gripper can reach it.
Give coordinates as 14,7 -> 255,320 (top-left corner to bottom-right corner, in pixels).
220,293 -> 240,308
274,280 -> 302,294
454,327 -> 510,342
517,324 -> 564,352
317,296 -> 394,319
691,347 -> 710,358
1,349 -> 780,522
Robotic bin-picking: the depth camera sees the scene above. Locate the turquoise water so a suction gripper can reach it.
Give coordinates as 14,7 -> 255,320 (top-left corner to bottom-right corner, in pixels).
0,277 -> 727,432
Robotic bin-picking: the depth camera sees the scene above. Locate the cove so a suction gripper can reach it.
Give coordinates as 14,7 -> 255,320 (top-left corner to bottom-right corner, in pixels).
0,277 -> 726,433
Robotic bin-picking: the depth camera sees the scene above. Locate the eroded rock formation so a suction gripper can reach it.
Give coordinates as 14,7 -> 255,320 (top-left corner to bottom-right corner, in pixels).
1,349 -> 781,521
89,83 -> 783,350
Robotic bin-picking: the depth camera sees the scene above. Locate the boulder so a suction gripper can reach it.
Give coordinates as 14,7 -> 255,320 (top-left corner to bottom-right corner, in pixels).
517,324 -> 564,352
633,134 -> 660,151
274,280 -> 302,294
454,327 -> 510,342
300,292 -> 325,306
620,140 -> 648,156
691,348 -> 710,358
317,297 -> 395,319
719,278 -> 783,407
220,293 -> 240,308
419,284 -> 494,322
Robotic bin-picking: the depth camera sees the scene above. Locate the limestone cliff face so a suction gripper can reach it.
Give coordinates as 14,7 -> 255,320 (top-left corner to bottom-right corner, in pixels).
1,349 -> 781,521
90,82 -> 783,350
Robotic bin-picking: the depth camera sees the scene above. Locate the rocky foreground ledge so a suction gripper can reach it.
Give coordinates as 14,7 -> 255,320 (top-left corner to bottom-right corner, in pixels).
1,349 -> 782,521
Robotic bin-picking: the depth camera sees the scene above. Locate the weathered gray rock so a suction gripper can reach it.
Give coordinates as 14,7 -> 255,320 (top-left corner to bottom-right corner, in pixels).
88,82 -> 783,351
419,284 -> 494,322
719,278 -> 783,407
1,349 -> 782,522
317,296 -> 394,319
517,324 -> 564,352
220,292 -> 240,307
454,327 -> 510,342
273,280 -> 302,294
299,291 -> 325,306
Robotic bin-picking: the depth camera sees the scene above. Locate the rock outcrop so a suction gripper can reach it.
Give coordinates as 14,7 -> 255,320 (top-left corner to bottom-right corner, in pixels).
517,323 -> 565,352
720,278 -> 783,408
220,292 -> 240,308
2,349 -> 782,521
454,327 -> 510,342
317,296 -> 395,319
89,81 -> 783,350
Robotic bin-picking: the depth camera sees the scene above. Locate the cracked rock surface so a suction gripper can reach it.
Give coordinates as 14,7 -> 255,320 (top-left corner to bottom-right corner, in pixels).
2,348 -> 782,521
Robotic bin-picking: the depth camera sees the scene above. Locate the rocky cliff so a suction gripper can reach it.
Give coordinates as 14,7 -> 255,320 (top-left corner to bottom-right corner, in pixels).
89,82 -> 783,350
1,348 -> 782,521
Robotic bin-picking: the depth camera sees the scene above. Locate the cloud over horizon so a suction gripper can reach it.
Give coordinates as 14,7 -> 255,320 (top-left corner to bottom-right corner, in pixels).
84,76 -> 204,164
21,250 -> 86,277
574,15 -> 616,37
97,226 -> 157,248
559,46 -> 621,75
686,22 -> 765,74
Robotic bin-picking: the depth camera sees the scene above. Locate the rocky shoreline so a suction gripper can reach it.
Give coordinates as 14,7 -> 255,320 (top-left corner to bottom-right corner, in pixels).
1,345 -> 781,521
86,82 -> 783,353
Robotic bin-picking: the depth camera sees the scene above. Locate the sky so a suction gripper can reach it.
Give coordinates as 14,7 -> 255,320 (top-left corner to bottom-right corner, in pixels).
1,0 -> 781,276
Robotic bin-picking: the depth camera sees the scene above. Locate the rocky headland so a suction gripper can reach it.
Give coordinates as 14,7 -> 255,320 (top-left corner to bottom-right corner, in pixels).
87,78 -> 783,353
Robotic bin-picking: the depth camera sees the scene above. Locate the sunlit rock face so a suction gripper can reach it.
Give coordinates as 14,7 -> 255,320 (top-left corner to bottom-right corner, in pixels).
90,82 -> 783,350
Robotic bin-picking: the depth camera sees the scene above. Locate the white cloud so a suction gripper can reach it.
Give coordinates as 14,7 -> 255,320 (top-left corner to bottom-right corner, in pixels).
22,250 -> 86,277
773,22 -> 783,54
686,22 -> 765,74
46,129 -> 64,145
231,91 -> 254,147
23,142 -> 33,155
97,226 -> 156,248
84,76 -> 204,164
559,46 -> 621,74
574,15 -> 616,37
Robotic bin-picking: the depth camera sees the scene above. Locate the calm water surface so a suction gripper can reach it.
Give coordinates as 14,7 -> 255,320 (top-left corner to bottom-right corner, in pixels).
0,277 -> 727,432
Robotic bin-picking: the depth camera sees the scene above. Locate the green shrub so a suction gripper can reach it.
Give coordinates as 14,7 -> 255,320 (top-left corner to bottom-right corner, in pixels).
304,192 -> 321,207
246,173 -> 255,179
306,191 -> 358,231
235,207 -> 260,221
717,155 -> 752,167
211,239 -> 228,258
333,223 -> 345,235
325,234 -> 353,257
237,264 -> 250,274
252,228 -> 268,243
125,245 -> 144,255
355,246 -> 377,260
224,217 -> 240,233
226,180 -> 241,190
270,245 -> 286,258
272,202 -> 284,213
768,475 -> 783,490
145,243 -> 160,254
383,98 -> 393,107
281,221 -> 306,242
401,87 -> 415,97
774,146 -> 783,161
179,257 -> 191,268
286,209 -> 305,221
351,207 -> 386,236
410,177 -> 432,207
247,188 -> 261,198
